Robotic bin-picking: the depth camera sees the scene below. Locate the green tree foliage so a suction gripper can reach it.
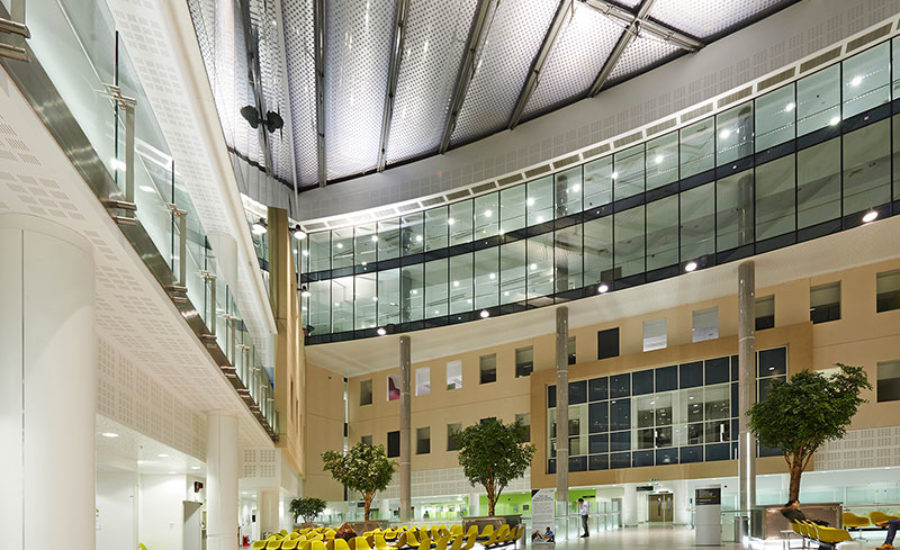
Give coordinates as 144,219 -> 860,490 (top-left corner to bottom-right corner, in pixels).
748,364 -> 870,502
321,442 -> 396,521
455,418 -> 536,516
289,496 -> 327,524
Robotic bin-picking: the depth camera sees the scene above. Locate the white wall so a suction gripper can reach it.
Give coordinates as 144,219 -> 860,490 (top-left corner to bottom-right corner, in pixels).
140,474 -> 187,550
96,471 -> 137,550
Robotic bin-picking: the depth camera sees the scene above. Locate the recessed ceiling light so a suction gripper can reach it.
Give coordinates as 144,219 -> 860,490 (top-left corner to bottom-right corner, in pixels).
168,471 -> 177,475
158,453 -> 169,458
100,432 -> 119,438
784,102 -> 795,112
829,115 -> 841,126
376,327 -> 387,336
526,197 -> 535,206
191,466 -> 201,470
684,261 -> 698,272
598,283 -> 609,294
291,226 -> 306,240
251,218 -> 267,235
447,218 -> 455,226
479,310 -> 490,318
484,209 -> 492,218
862,210 -> 878,223
850,75 -> 862,87
719,129 -> 731,140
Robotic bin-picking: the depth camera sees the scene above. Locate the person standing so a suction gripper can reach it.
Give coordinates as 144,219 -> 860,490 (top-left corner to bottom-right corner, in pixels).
578,498 -> 590,538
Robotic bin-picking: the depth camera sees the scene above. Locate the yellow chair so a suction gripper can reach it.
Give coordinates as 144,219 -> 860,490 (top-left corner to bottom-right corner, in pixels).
283,540 -> 300,550
252,542 -> 268,550
268,539 -> 284,550
464,526 -> 478,539
333,538 -> 352,550
354,536 -> 375,550
460,531 -> 478,550
384,530 -> 399,542
448,535 -> 464,550
433,534 -> 450,550
298,541 -> 312,550
870,511 -> 900,525
324,532 -> 336,541
450,526 -> 463,537
282,530 -> 290,537
418,529 -> 432,549
405,530 -> 421,550
479,525 -> 494,540
815,526 -> 853,545
374,533 -> 393,550
139,545 -> 149,550
311,540 -> 329,550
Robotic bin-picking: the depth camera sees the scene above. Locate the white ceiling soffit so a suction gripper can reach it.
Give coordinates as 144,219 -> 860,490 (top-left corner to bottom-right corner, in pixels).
305,216 -> 900,376
96,416 -> 208,476
449,0 -> 560,146
648,0 -> 789,40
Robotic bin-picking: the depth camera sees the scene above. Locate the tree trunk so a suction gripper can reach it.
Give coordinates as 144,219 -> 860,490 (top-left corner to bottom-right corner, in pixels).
486,478 -> 496,516
789,461 -> 803,503
364,492 -> 374,521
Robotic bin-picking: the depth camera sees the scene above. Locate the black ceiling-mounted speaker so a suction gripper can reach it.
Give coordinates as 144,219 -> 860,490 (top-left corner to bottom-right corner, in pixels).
194,481 -> 204,493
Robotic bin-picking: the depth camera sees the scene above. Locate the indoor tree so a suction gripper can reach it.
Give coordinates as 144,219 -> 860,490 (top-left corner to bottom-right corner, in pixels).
455,418 -> 536,516
321,442 -> 395,521
748,364 -> 870,503
289,496 -> 327,524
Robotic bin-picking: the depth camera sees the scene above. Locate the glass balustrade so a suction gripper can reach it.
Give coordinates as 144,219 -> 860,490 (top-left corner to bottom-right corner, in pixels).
301,34 -> 900,343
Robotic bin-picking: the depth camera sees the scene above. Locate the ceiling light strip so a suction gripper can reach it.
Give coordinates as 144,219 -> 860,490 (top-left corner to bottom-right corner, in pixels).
376,0 -> 411,173
314,0 -> 327,186
438,0 -> 497,154
507,0 -> 575,130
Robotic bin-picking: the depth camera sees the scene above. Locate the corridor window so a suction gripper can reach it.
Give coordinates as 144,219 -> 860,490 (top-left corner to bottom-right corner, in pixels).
515,347 -> 534,378
361,435 -> 373,446
447,423 -> 462,451
877,269 -> 900,312
360,379 -> 373,406
480,354 -> 497,384
415,367 -> 430,396
387,374 -> 401,401
810,282 -> 841,324
568,336 -> 577,365
516,413 -> 531,442
877,360 -> 900,403
416,427 -> 431,455
597,328 -> 619,359
387,431 -> 400,458
643,319 -> 667,351
692,307 -> 718,343
756,295 -> 775,330
446,360 -> 463,390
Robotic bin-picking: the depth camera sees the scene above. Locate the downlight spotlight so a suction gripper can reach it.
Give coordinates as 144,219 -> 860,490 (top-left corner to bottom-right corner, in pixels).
480,310 -> 490,319
300,285 -> 311,298
291,225 -> 307,240
862,210 -> 879,223
251,218 -> 267,235
598,283 -> 609,294
376,327 -> 387,336
684,261 -> 698,272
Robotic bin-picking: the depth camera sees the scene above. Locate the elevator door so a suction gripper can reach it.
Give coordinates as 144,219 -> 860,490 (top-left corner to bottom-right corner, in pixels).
648,493 -> 673,522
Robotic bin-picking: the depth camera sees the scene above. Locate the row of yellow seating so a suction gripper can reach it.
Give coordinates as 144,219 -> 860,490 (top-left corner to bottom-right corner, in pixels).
252,524 -> 524,550
843,511 -> 900,529
791,520 -> 854,549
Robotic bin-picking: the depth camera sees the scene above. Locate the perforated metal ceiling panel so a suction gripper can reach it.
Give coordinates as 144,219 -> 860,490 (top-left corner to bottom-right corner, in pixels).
523,2 -> 622,119
607,34 -> 681,82
324,0 -> 399,180
649,0 -> 792,40
450,0 -> 560,146
281,0 -> 320,186
386,0 -> 478,164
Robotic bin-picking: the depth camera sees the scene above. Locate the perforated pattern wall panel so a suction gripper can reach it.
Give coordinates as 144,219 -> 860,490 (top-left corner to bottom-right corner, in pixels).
649,0 -> 792,40
380,466 -> 532,499
324,0 -> 399,179
232,13 -> 265,168
607,34 -> 680,82
524,3 -> 622,119
281,0 -> 320,185
386,0 -> 478,164
450,0 -> 559,146
816,427 -> 900,470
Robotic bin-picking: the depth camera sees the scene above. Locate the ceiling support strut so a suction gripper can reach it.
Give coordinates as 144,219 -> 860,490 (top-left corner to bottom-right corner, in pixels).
314,0 -> 327,186
376,0 -> 411,172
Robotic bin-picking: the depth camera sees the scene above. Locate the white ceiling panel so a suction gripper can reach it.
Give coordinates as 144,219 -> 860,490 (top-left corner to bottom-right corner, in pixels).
324,0 -> 398,179
281,0 -> 320,186
607,33 -> 681,82
523,2 -> 623,119
386,0 -> 479,164
649,0 -> 792,40
449,0 -> 560,146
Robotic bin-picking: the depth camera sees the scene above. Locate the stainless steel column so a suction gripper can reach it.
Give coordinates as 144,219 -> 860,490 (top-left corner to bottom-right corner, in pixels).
399,335 -> 412,522
555,307 -> 569,517
738,261 -> 757,521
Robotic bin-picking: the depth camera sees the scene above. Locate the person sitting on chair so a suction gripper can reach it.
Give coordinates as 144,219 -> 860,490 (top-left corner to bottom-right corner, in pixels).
876,519 -> 900,550
531,530 -> 543,542
544,527 -> 555,543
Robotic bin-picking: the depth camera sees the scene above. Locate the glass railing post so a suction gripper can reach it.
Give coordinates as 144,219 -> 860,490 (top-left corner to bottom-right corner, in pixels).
167,204 -> 188,287
0,1 -> 30,60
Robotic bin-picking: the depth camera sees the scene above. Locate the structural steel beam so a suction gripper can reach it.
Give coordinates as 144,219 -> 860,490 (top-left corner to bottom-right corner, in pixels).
376,0 -> 410,172
272,0 -> 300,205
314,0 -> 327,186
238,0 -> 275,173
507,0 -> 573,130
438,0 -> 496,154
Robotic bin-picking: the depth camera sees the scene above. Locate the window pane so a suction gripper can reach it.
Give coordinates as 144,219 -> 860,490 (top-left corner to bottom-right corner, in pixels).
416,427 -> 430,454
797,138 -> 841,229
716,102 -> 754,165
475,193 -> 499,239
555,167 -> 583,216
355,273 -> 377,329
309,231 -> 331,272
377,218 -> 401,260
309,280 -> 330,335
446,360 -> 462,390
755,83 -> 796,151
614,145 -> 645,200
474,248 -> 499,309
756,295 -> 775,330
842,42 -> 890,119
355,224 -> 377,267
449,200 -> 473,245
515,347 -> 534,378
877,269 -> 900,313
401,264 -> 424,322
527,233 -> 554,299
360,379 -> 373,406
643,318 -> 667,351
797,65 -> 840,136
584,156 -> 613,210
877,360 -> 900,403
449,254 -> 473,314
527,177 -> 554,225
332,276 -> 354,332
692,307 -> 718,342
332,227 -> 354,269
894,37 -> 900,98
810,282 -> 841,323
415,367 -> 430,396
424,259 -> 448,318
555,225 -> 583,293
843,119 -> 891,215
401,212 -> 424,255
646,195 -> 679,270
681,118 -> 715,177
424,207 -> 449,251
494,240 -> 525,305
894,116 -> 900,202
447,423 -> 462,451
584,217 -> 613,286
480,354 -> 497,384
716,169 -> 754,251
614,206 -> 645,278
680,183 -> 715,261
500,185 -> 527,234
387,431 -> 400,457
377,268 -> 400,325
755,155 -> 795,241
646,132 -> 678,189
597,328 -> 619,360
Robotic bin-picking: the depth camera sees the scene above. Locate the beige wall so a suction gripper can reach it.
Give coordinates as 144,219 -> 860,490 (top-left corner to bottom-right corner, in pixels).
303,362 -> 345,500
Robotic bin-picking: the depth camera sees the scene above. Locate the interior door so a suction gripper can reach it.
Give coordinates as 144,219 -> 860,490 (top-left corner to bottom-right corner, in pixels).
648,494 -> 674,522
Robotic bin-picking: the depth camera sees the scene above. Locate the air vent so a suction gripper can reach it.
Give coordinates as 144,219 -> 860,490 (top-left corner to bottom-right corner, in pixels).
524,164 -> 551,178
757,68 -> 795,92
613,132 -> 642,149
471,182 -> 497,194
846,23 -> 891,53
374,208 -> 396,218
332,219 -> 352,228
552,154 -> 580,170
446,189 -> 471,201
397,202 -> 420,213
304,222 -> 328,231
645,118 -> 677,136
497,173 -> 523,186
421,196 -> 446,207
717,87 -> 752,109
582,143 -> 610,159
799,47 -> 841,74
680,103 -> 713,124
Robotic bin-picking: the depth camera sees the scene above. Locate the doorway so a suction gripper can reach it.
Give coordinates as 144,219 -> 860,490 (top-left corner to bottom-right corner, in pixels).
648,493 -> 673,523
